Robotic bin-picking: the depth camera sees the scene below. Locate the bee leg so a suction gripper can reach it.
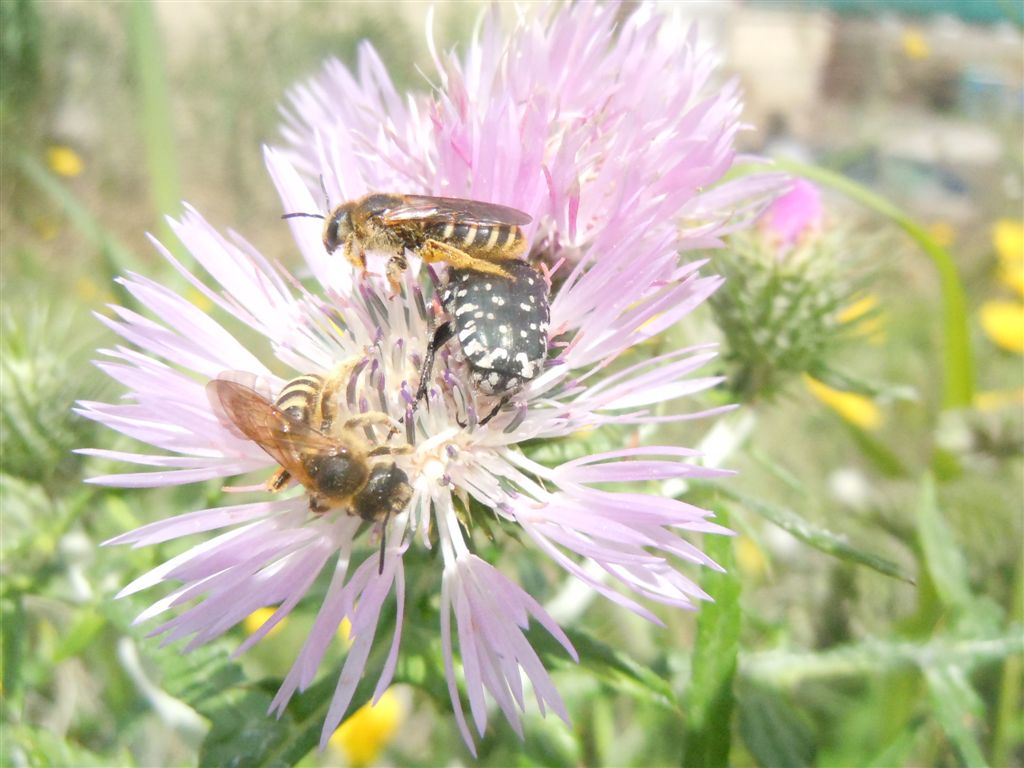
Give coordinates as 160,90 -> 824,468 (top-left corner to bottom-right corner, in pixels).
385,253 -> 408,297
419,239 -> 513,279
267,468 -> 292,491
477,394 -> 513,427
378,510 -> 390,575
368,444 -> 414,457
317,360 -> 358,432
411,321 -> 454,416
343,234 -> 368,276
343,412 -> 400,433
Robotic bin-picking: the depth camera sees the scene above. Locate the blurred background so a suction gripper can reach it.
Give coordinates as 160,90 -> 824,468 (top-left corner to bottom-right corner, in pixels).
2,1 -> 1021,766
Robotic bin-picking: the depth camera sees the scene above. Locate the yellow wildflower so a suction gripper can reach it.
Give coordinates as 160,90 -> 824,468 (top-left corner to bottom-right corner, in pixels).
837,295 -> 878,324
243,607 -> 286,638
329,688 -> 404,767
185,288 -> 214,313
993,219 -> 1024,298
837,294 -> 885,343
803,374 -> 882,430
928,220 -> 956,248
979,300 -> 1024,354
46,145 -> 84,178
901,27 -> 930,60
975,388 -> 1024,412
735,535 -> 768,579
338,616 -> 353,645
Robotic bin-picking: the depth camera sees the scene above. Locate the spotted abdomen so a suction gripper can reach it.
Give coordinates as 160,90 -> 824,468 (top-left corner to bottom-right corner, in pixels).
442,262 -> 550,396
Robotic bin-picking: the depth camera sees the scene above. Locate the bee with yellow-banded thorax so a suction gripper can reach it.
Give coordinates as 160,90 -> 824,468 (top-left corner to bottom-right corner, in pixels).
283,193 -> 532,294
207,363 -> 412,572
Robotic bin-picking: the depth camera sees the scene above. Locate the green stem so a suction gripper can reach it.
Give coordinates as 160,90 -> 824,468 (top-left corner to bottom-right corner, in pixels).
128,0 -> 181,249
735,159 -> 975,410
993,553 -> 1023,766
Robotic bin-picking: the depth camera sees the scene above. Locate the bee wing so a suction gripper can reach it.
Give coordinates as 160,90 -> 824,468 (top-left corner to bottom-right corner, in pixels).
206,378 -> 339,472
380,195 -> 532,227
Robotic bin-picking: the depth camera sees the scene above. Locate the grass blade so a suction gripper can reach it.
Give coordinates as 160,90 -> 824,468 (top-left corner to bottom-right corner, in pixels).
682,508 -> 741,768
718,487 -> 914,584
127,0 -> 182,247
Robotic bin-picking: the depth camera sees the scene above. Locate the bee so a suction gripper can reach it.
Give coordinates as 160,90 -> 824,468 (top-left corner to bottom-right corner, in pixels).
284,193 -> 532,293
413,260 -> 551,426
207,366 -> 413,572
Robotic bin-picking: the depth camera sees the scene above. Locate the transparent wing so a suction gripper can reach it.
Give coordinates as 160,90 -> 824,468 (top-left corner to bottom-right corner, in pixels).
380,195 -> 532,227
206,378 -> 339,475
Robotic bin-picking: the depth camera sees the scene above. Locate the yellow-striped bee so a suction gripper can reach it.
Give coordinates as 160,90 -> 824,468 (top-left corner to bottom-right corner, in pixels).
207,366 -> 412,571
285,193 -> 531,293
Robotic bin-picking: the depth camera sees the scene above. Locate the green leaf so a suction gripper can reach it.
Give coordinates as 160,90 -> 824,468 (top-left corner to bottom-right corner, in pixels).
738,159 -> 975,409
737,684 -> 815,768
915,473 -> 972,613
532,626 -> 678,711
683,510 -> 741,767
1,593 -> 27,710
839,420 -> 910,479
808,365 -> 917,404
924,665 -> 987,768
6,724 -> 133,767
994,556 -> 1024,767
741,632 -> 1024,687
864,726 -> 924,768
180,600 -> 399,766
52,608 -> 107,661
718,487 -> 914,584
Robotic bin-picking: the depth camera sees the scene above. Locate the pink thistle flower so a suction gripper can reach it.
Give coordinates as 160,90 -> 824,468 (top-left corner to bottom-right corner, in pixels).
82,1 -> 780,755
759,177 -> 824,250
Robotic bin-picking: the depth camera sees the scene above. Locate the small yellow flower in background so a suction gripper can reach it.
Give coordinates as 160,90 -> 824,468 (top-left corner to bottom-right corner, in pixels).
901,27 -> 930,60
804,374 -> 883,430
186,287 -> 214,313
33,215 -> 61,241
735,536 -> 768,580
928,220 -> 956,248
994,219 -> 1024,264
75,276 -> 115,306
979,300 -> 1024,354
975,388 -> 1024,412
244,607 -> 286,639
999,264 -> 1024,298
46,145 -> 84,178
838,294 -> 886,344
329,688 -> 404,767
338,616 -> 353,645
837,295 -> 878,324
993,219 -> 1024,298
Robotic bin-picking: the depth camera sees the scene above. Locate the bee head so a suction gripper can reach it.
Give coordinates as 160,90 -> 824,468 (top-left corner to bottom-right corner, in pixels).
323,204 -> 355,254
304,449 -> 367,499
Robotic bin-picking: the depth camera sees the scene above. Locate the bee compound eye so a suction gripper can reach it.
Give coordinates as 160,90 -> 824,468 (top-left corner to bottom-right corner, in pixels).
305,452 -> 367,497
323,215 -> 342,252
352,465 -> 413,522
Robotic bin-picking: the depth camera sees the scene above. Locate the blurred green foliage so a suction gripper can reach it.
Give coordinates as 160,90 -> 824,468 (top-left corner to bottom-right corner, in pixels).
2,1 -> 1021,767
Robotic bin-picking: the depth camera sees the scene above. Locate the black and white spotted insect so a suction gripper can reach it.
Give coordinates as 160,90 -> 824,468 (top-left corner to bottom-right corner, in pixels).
414,261 -> 550,425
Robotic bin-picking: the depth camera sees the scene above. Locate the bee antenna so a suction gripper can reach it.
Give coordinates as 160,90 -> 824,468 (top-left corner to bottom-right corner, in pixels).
319,174 -> 331,212
378,510 -> 390,575
281,212 -> 325,221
